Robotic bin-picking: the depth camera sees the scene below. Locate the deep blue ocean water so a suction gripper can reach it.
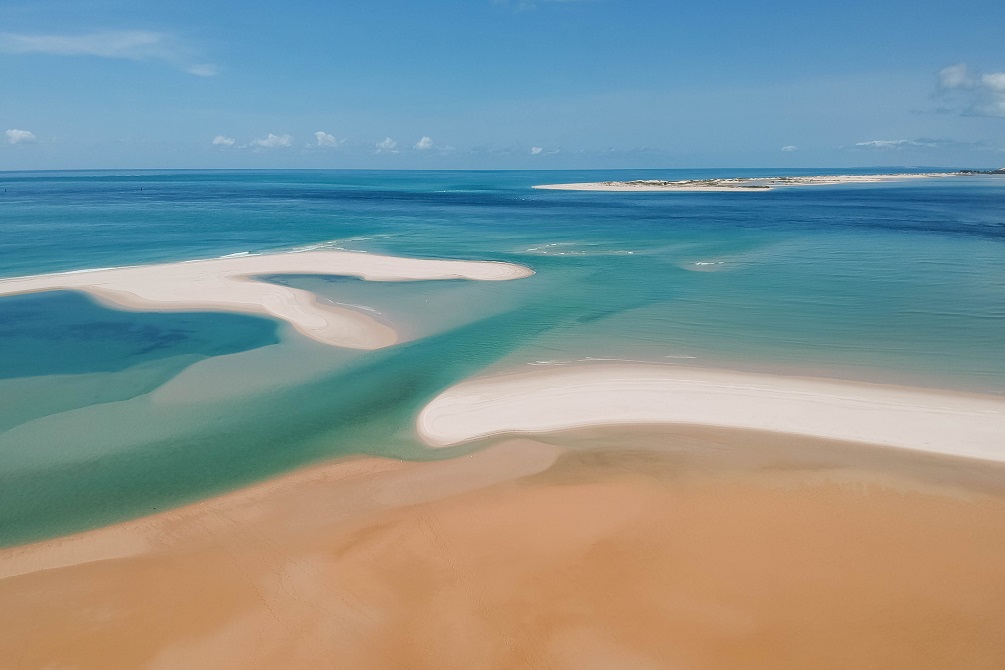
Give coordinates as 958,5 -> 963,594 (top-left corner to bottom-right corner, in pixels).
1,169 -> 1003,546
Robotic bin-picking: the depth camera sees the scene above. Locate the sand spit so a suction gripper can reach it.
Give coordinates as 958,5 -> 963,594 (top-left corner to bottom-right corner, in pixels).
417,364 -> 1005,461
3,429 -> 1005,669
533,172 -> 954,192
0,251 -> 534,349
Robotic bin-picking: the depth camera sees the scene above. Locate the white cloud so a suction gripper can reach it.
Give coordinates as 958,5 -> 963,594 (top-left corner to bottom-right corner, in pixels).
414,136 -> 433,150
938,64 -> 973,90
0,30 -> 218,76
981,72 -> 1005,94
211,135 -> 236,146
251,133 -> 294,149
186,64 -> 219,77
935,63 -> 1005,117
855,139 -> 929,150
5,129 -> 37,144
781,145 -> 798,152
530,146 -> 543,155
315,131 -> 338,147
376,137 -> 398,153
853,138 -> 990,152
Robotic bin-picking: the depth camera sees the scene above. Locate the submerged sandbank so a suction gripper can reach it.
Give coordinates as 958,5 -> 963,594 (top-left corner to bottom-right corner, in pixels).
534,173 -> 955,192
2,428 -> 1005,669
418,364 -> 1005,461
0,251 -> 533,349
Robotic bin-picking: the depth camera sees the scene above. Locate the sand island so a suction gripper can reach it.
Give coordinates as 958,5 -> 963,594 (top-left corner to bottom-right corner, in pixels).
0,250 -> 534,349
533,171 -> 977,191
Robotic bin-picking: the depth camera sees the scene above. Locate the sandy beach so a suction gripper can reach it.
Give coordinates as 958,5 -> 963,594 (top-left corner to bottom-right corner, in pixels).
3,423 -> 1005,669
533,173 -> 954,192
3,232 -> 1004,668
0,250 -> 533,349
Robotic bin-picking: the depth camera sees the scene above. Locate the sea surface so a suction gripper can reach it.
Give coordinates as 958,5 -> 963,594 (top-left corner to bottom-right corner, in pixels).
1,168 -> 1003,546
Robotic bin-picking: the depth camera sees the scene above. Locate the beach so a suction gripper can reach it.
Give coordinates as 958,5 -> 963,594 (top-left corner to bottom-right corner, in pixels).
3,421 -> 1005,668
5,0 -> 1005,661
4,356 -> 1005,667
2,170 -> 1004,668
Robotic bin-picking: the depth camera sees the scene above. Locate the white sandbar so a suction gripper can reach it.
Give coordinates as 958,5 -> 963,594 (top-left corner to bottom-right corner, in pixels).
534,173 -> 954,192
0,251 -> 534,349
417,364 -> 1005,462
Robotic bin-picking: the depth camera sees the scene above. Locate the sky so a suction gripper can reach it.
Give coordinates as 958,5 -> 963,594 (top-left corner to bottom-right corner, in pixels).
1,0 -> 1003,170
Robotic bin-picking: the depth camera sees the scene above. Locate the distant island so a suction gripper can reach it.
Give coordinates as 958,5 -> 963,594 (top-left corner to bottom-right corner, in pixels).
958,168 -> 1005,175
534,170 -> 1004,192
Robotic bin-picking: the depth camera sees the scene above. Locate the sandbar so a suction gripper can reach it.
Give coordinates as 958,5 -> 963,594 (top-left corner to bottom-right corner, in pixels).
417,364 -> 1005,461
0,250 -> 534,349
3,427 -> 1005,669
534,172 -> 955,192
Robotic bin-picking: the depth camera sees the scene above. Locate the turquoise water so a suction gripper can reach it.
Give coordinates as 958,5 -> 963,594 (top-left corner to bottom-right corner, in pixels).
1,169 -> 1003,546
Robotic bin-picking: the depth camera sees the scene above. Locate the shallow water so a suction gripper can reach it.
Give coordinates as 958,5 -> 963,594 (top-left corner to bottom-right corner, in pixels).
0,169 -> 1003,545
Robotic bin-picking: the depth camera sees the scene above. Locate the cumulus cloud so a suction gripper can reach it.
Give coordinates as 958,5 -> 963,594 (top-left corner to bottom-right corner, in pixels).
530,146 -> 543,155
935,63 -> 1005,117
414,136 -> 433,150
5,129 -> 37,144
314,131 -> 338,147
0,30 -> 218,76
376,137 -> 398,153
781,145 -> 798,152
211,135 -> 236,146
251,133 -> 293,149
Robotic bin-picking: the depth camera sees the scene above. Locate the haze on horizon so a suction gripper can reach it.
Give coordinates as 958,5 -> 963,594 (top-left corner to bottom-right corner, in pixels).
1,0 -> 1003,171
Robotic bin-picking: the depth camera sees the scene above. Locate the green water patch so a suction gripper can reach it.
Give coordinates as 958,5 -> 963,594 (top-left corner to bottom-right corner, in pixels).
261,272 -> 537,342
0,357 -> 204,433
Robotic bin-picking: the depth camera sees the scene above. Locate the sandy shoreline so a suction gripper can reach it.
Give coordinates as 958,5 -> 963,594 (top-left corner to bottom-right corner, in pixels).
0,250 -> 534,349
3,427 -> 1005,669
417,364 -> 1005,461
534,172 -> 955,192
4,267 -> 1005,666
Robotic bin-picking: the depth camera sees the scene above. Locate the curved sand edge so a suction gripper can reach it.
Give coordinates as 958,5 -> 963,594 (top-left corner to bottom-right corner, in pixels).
417,364 -> 1005,462
0,251 -> 534,349
533,173 -> 953,192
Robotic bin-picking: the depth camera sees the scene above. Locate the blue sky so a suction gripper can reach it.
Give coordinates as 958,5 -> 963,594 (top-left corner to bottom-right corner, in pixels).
1,0 -> 1003,170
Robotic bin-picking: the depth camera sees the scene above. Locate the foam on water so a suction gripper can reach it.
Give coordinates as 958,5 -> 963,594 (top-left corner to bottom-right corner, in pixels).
523,241 -> 638,256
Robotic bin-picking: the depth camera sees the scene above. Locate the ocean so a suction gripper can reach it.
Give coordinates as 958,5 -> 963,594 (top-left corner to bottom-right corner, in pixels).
1,168 -> 1003,546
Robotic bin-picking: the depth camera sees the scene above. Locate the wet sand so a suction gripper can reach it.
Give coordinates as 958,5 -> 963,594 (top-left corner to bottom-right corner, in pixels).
2,426 -> 1005,669
0,250 -> 534,349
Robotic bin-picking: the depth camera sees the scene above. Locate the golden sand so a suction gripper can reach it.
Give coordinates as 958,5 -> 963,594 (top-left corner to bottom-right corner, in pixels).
2,427 -> 1004,669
